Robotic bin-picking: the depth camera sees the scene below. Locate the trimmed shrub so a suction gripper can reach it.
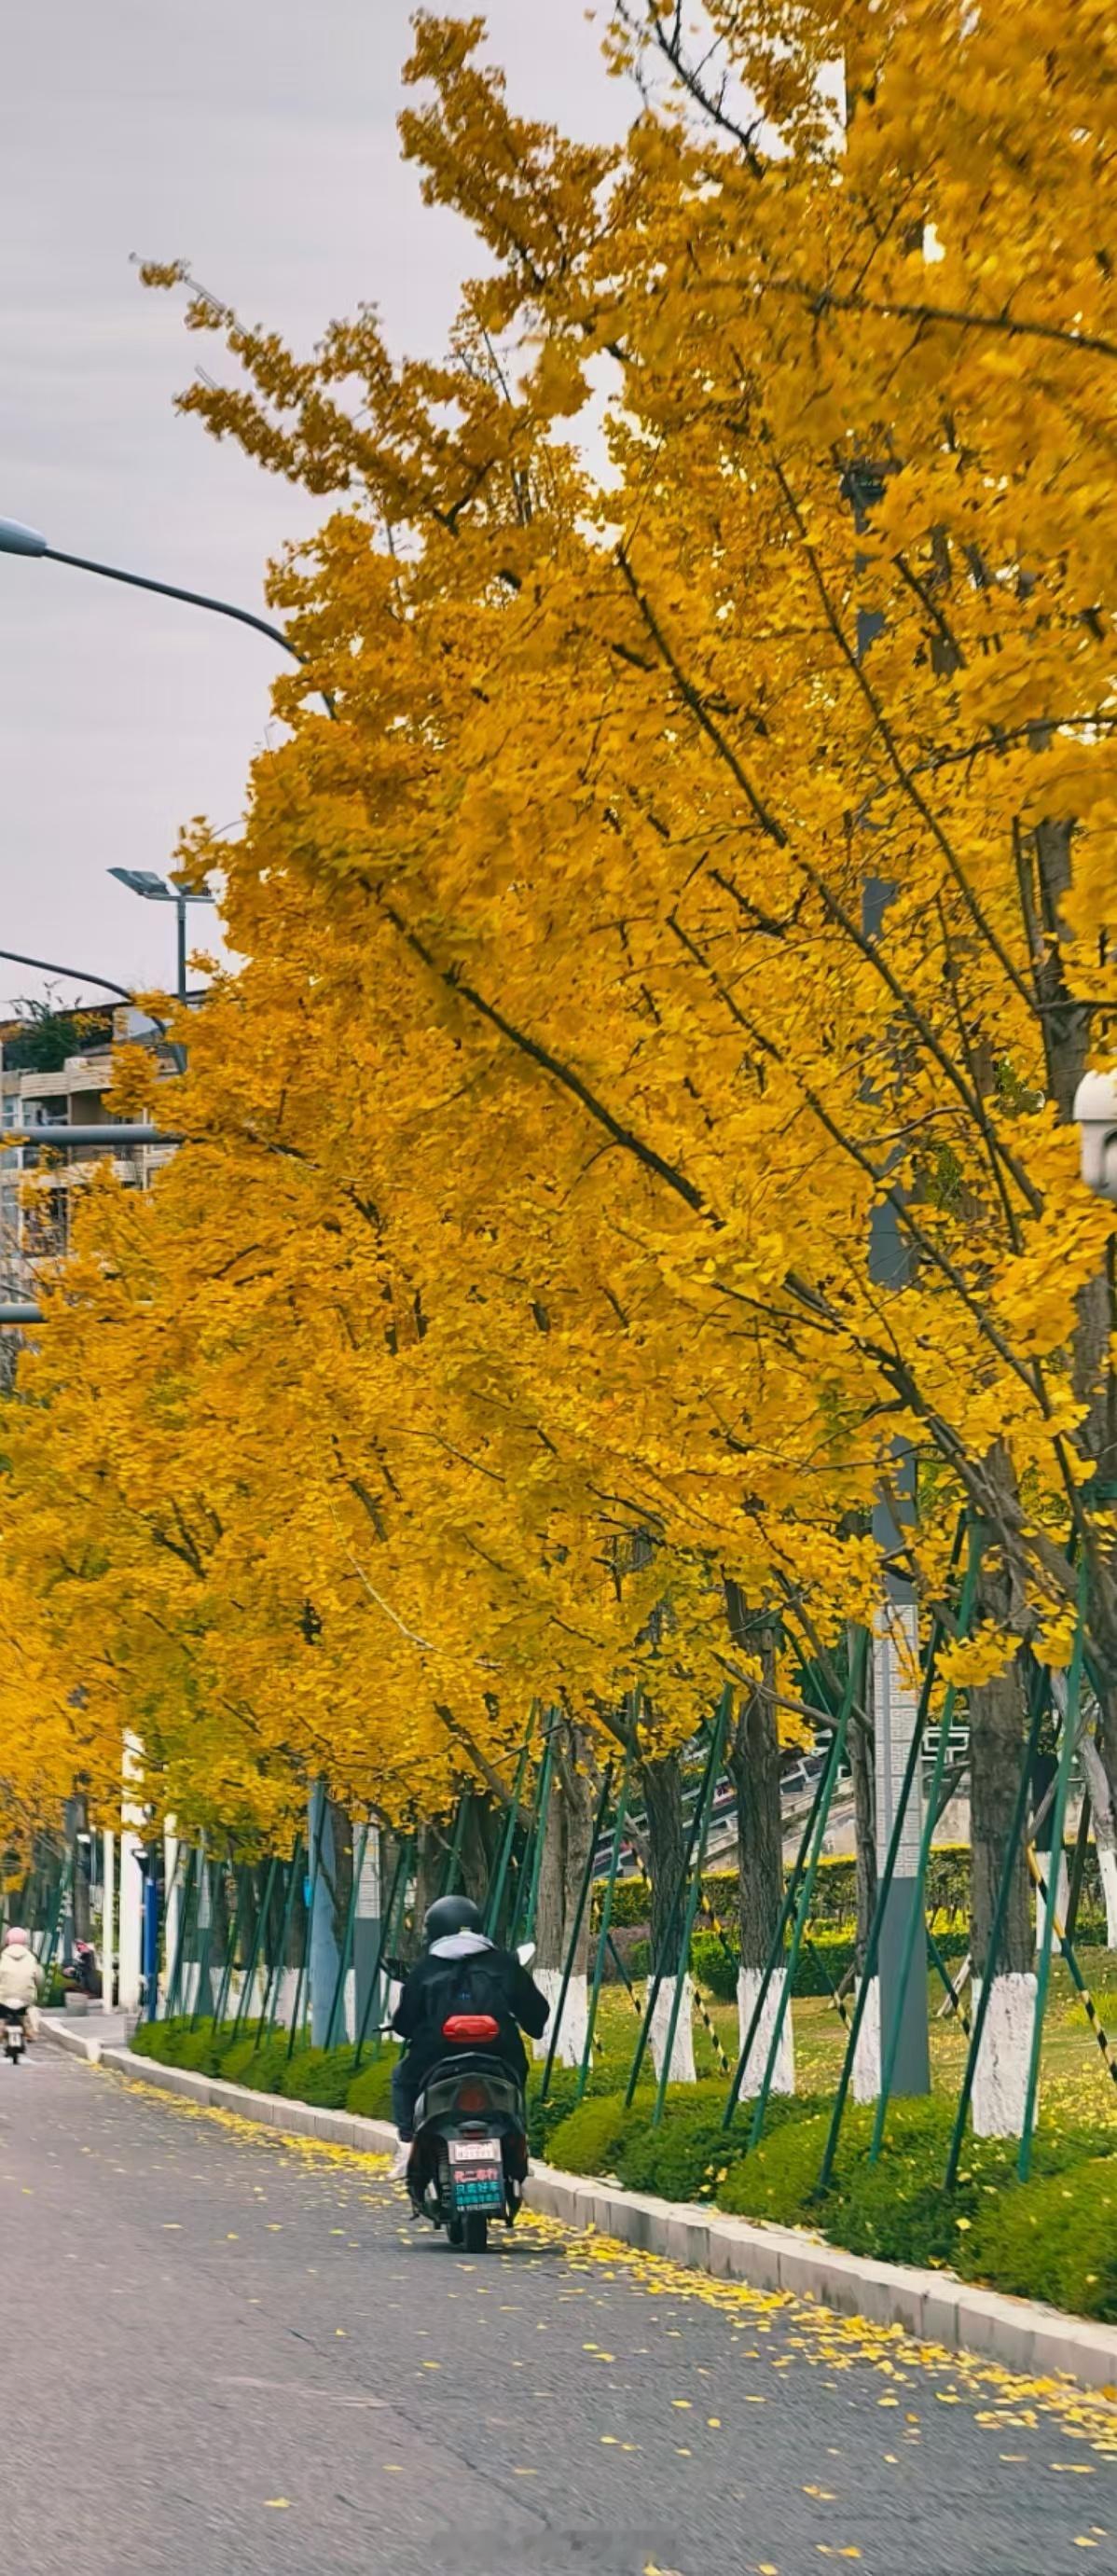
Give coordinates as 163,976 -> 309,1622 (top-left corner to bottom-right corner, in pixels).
545,2088 -> 656,2177
346,2056 -> 399,2122
968,2156 -> 1117,2321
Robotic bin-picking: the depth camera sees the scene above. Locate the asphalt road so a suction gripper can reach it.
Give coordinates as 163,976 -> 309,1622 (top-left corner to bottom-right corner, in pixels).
3,2050 -> 1115,2576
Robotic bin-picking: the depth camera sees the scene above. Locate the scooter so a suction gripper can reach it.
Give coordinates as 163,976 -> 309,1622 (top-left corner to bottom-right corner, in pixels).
405,1941 -> 536,2254
1,2006 -> 27,2067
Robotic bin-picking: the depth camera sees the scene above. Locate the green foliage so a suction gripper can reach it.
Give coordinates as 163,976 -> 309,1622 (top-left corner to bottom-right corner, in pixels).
599,1843 -> 1109,1946
274,2043 -> 358,2106
345,2056 -> 398,2120
548,2083 -> 822,2204
690,1932 -> 738,2001
545,2087 -> 655,2176
0,999 -> 112,1073
719,2097 -> 1117,2289
968,2156 -> 1117,2322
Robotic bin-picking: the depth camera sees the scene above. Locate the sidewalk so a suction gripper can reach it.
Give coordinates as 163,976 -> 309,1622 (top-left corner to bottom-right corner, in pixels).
40,2008 -> 135,2062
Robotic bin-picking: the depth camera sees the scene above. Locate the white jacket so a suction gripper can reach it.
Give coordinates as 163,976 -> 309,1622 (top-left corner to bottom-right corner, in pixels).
0,1946 -> 44,2008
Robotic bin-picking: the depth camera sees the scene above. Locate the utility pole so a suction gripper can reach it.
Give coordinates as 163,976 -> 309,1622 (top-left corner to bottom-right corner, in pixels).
851,455 -> 931,2100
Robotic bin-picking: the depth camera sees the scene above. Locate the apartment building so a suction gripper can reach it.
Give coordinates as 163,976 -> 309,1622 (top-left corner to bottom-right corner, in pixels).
0,1004 -> 178,1307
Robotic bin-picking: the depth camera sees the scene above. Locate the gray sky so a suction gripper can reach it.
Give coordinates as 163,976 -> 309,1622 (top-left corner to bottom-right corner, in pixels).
0,2 -> 617,1011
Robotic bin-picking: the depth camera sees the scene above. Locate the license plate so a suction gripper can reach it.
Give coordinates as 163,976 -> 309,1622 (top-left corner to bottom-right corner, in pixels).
448,2136 -> 504,2212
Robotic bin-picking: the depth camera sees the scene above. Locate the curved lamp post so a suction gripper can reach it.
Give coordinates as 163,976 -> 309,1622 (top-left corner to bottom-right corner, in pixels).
0,517 -> 335,718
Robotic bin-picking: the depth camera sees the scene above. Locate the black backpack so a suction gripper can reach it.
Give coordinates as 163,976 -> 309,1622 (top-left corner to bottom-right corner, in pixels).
424,1946 -> 507,2038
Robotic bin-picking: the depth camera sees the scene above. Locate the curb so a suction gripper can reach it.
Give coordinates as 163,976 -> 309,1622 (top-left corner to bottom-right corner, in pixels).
48,2034 -> 1117,2397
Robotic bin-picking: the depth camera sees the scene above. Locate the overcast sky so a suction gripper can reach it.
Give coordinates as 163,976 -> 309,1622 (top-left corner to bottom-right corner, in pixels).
0,2 -> 619,1012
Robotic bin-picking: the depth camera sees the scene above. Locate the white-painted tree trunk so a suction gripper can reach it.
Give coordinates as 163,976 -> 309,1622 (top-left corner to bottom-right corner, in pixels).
851,1975 -> 881,2104
1034,1852 -> 1070,1952
531,1966 -> 589,2069
648,1974 -> 696,2085
274,1964 -> 301,2029
735,1966 -> 794,2096
1080,1734 -> 1117,1946
971,1972 -> 1037,2136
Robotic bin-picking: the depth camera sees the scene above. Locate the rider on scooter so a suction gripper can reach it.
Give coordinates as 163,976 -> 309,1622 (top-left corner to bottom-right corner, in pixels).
388,1895 -> 548,2180
0,1928 -> 45,2036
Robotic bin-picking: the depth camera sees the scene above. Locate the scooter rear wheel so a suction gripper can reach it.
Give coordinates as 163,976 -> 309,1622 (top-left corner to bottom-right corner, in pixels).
462,2211 -> 489,2253
447,2214 -> 464,2249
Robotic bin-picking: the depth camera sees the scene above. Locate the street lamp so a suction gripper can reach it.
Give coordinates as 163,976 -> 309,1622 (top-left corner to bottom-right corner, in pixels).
1074,1070 -> 1117,1203
108,867 -> 215,1005
0,517 -> 335,719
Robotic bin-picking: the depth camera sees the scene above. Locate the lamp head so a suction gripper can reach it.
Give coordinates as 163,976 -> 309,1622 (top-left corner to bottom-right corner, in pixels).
1073,1069 -> 1117,1204
0,518 -> 48,558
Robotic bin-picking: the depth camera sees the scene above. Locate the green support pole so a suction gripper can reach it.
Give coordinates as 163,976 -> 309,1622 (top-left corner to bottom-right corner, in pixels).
368,1838 -> 414,2063
188,1850 -> 216,2032
37,1851 -> 71,1985
652,1689 -> 732,2126
260,1839 -> 303,2045
1064,1794 -> 1092,1947
575,1749 -> 633,2106
325,1823 -> 368,2054
626,1717 -> 728,2112
819,1530 -> 969,2189
485,1711 -> 536,1945
1018,1575 -> 1086,2179
212,1860 -> 250,2037
165,1846 -> 197,2021
541,1767 -> 614,2106
945,1654 -> 1051,2190
749,1637 -> 864,2152
871,1533 -> 982,2161
231,1856 -> 277,2043
927,1922 -> 971,2030
353,1836 -> 411,2070
439,1794 -> 470,1898
286,1796 -> 329,2060
1028,1845 -> 1117,2095
510,1720 -> 558,1953
723,1744 -> 835,2131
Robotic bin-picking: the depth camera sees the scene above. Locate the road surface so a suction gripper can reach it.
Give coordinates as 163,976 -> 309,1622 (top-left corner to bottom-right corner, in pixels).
3,2048 -> 1114,2574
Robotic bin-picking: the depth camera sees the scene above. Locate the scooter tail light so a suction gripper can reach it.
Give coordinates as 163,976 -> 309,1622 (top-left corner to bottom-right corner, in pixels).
441,2013 -> 500,2043
457,2081 -> 491,2114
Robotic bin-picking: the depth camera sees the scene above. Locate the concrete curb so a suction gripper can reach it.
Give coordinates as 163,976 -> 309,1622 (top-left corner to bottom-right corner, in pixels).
50,2035 -> 1117,2398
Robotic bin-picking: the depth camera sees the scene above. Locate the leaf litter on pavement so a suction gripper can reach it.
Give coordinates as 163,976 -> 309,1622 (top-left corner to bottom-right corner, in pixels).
106,2072 -> 1117,2570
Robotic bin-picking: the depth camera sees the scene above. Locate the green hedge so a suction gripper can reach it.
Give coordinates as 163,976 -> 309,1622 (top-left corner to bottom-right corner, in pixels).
130,2015 -> 400,2121
600,1842 -> 1109,1943
636,1921 -> 971,2002
129,2015 -> 633,2155
550,2084 -> 1117,2318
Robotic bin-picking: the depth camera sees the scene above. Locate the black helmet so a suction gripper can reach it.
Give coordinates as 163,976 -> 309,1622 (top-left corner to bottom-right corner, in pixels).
423,1893 -> 483,1945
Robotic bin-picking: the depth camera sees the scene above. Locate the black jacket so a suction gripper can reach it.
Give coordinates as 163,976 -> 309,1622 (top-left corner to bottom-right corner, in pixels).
393,1931 -> 549,2082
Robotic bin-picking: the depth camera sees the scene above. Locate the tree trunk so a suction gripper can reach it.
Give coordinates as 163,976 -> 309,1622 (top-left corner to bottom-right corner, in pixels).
408,1822 -> 444,1960
1080,1732 -> 1117,1945
531,1721 -> 594,2066
639,1747 -> 696,2084
71,1795 -> 91,1942
725,1617 -> 793,2095
458,1800 -> 503,1917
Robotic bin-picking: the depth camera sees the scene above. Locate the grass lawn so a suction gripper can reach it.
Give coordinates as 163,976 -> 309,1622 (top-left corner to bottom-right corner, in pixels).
590,1951 -> 1117,2136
